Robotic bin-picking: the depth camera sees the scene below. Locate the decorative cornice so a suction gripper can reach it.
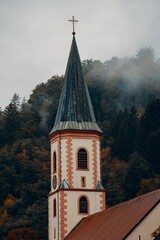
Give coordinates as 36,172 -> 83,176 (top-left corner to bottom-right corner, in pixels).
48,188 -> 106,197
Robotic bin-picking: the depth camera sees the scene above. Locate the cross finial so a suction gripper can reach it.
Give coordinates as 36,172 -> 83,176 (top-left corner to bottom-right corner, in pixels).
69,16 -> 78,35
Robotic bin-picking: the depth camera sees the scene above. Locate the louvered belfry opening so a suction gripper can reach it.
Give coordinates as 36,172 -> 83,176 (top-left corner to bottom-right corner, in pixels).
79,196 -> 88,213
78,148 -> 87,169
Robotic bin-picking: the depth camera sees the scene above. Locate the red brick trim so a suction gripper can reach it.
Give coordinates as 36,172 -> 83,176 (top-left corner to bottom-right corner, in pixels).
100,142 -> 102,182
92,138 -> 98,189
49,129 -> 102,140
48,196 -> 50,240
49,130 -> 101,141
100,192 -> 106,211
66,137 -> 73,188
49,133 -> 61,188
60,191 -> 67,239
48,188 -> 106,197
58,135 -> 61,187
50,135 -> 60,144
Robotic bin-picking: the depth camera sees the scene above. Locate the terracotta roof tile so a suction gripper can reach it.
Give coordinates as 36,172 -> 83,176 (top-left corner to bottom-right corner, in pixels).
65,189 -> 160,240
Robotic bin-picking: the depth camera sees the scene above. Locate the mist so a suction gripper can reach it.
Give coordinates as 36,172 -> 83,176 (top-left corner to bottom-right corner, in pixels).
84,47 -> 160,111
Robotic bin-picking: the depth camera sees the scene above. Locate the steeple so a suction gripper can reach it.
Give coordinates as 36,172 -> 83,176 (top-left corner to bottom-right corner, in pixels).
48,24 -> 106,240
50,36 -> 102,134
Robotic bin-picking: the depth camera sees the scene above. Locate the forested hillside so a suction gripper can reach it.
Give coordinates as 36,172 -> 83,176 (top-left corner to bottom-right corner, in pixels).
0,47 -> 160,239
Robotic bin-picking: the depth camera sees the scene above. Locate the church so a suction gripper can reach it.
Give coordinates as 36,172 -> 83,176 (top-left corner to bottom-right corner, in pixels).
48,17 -> 160,240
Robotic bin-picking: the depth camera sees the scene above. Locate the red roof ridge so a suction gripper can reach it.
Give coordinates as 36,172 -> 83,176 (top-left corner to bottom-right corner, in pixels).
81,188 -> 160,219
65,189 -> 160,240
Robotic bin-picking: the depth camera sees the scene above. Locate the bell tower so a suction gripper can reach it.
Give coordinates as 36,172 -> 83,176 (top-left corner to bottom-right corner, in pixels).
48,19 -> 106,240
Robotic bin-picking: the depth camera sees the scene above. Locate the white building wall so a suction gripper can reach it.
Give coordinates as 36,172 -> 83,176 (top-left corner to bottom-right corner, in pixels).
72,138 -> 94,188
49,133 -> 103,240
49,193 -> 59,240
96,140 -> 101,181
51,141 -> 58,191
51,135 -> 101,190
125,203 -> 160,240
51,141 -> 58,174
49,139 -> 61,240
66,191 -> 102,235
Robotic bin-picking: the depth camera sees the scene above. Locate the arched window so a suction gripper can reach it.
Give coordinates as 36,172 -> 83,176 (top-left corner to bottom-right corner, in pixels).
78,148 -> 87,169
79,196 -> 88,214
53,199 -> 56,217
53,152 -> 56,173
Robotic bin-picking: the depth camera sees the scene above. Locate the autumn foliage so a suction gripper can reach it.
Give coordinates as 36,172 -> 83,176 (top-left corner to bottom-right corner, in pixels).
7,228 -> 40,240
0,48 -> 160,239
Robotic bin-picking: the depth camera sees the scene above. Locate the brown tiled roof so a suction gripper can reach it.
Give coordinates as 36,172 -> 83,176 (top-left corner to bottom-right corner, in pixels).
65,189 -> 160,240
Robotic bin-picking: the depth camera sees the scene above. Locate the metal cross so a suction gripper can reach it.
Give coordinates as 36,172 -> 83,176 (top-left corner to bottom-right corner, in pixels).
69,16 -> 78,35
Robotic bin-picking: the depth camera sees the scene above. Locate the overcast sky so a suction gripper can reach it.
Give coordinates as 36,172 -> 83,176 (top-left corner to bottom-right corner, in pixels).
0,0 -> 160,109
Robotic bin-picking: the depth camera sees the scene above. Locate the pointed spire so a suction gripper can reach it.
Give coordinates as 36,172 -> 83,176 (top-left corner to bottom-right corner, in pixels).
50,36 -> 102,135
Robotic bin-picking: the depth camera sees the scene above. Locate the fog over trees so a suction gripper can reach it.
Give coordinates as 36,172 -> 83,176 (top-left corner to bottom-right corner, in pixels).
0,47 -> 160,239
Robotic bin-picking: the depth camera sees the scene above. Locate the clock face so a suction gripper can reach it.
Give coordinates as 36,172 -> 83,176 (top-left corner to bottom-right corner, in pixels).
52,175 -> 57,190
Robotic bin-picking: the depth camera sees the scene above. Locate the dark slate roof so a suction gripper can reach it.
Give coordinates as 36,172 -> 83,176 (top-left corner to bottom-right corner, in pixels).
65,189 -> 160,240
59,179 -> 70,189
50,36 -> 102,135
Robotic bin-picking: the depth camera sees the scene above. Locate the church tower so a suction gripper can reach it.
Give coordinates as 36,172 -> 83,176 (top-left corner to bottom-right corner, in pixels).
48,18 -> 106,240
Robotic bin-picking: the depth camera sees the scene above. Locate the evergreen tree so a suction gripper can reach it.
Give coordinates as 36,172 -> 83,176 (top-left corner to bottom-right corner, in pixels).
124,151 -> 150,199
111,107 -> 138,161
3,95 -> 21,145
